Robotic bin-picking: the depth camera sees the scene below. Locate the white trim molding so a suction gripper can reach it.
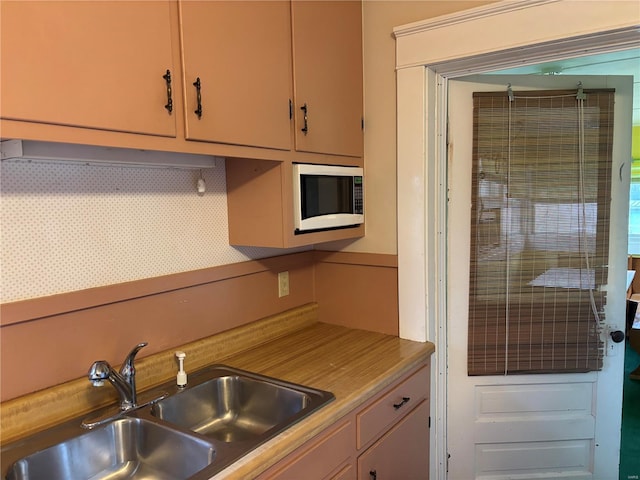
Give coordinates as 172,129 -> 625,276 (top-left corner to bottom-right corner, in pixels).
394,0 -> 639,70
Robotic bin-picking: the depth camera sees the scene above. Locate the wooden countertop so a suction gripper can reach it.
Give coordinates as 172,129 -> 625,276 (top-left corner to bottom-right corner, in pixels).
211,322 -> 434,479
0,304 -> 434,479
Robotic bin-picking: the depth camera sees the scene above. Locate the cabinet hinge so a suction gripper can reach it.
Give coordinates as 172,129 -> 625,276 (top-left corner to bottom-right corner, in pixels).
289,99 -> 293,120
428,416 -> 431,428
361,117 -> 365,130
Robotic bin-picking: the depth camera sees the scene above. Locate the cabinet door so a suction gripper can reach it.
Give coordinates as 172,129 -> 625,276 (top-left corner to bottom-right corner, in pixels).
1,1 -> 176,137
179,1 -> 293,150
291,0 -> 363,158
358,401 -> 430,480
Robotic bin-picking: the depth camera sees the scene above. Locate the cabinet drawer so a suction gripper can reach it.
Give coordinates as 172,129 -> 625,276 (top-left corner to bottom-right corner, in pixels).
331,462 -> 355,480
357,400 -> 430,480
356,365 -> 429,449
261,419 -> 354,480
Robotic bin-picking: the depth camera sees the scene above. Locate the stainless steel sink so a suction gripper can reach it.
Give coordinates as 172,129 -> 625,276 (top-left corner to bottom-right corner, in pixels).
151,371 -> 315,442
4,417 -> 215,480
2,365 -> 334,480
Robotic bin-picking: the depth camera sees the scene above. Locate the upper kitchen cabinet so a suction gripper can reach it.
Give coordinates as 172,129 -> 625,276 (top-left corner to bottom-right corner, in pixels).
178,1 -> 293,150
1,0 -> 364,169
291,1 -> 364,158
1,1 -> 177,137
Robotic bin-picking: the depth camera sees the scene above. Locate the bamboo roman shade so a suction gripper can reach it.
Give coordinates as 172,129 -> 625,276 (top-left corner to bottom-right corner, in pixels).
468,88 -> 615,375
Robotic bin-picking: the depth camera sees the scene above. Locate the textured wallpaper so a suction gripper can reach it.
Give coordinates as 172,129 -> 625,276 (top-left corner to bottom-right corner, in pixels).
1,158 -> 299,303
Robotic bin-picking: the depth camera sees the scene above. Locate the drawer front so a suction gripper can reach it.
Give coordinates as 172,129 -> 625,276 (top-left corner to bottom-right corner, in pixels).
331,462 -> 356,480
357,400 -> 430,480
262,419 -> 354,480
357,364 -> 429,449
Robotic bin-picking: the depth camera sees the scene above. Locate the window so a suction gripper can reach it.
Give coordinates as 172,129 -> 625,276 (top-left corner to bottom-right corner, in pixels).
468,89 -> 614,375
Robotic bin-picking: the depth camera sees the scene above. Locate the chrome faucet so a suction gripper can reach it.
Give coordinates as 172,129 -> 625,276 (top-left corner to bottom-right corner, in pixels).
88,342 -> 147,411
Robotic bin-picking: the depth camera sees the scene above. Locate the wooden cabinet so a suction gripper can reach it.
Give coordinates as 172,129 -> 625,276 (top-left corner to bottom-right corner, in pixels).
358,401 -> 430,480
258,420 -> 355,480
291,1 -> 363,158
332,464 -> 356,480
178,1 -> 293,150
226,159 -> 364,248
224,0 -> 365,247
2,0 -> 364,248
356,364 -> 430,450
179,0 -> 363,157
0,1 -> 176,137
258,362 -> 430,479
2,0 -> 362,160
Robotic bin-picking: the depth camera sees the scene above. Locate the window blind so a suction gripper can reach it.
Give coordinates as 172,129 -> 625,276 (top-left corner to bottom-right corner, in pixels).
468,88 -> 614,375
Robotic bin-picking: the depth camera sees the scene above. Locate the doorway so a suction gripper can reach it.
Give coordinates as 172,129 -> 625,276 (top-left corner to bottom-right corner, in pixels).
394,2 -> 640,478
490,51 -> 640,480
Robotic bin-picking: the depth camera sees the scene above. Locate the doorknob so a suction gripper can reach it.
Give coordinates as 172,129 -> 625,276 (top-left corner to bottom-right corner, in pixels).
610,330 -> 625,343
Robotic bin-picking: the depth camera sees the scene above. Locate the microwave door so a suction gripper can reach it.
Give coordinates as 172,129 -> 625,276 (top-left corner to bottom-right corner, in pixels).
301,175 -> 353,219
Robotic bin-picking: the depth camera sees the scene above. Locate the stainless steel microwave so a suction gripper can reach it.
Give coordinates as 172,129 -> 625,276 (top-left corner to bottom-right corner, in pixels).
293,163 -> 364,234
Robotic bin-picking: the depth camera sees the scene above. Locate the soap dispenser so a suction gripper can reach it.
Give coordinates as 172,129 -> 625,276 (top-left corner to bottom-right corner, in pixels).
175,351 -> 187,388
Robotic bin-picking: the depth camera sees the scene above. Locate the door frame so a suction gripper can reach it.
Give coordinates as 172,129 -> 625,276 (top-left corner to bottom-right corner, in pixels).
394,1 -> 640,478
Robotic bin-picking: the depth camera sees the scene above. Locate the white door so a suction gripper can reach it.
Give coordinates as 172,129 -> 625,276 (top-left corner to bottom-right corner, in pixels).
446,75 -> 633,480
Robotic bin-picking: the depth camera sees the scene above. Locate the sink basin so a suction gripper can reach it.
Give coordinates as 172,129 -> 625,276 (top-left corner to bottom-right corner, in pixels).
4,417 -> 215,480
2,365 -> 334,480
151,367 -> 333,443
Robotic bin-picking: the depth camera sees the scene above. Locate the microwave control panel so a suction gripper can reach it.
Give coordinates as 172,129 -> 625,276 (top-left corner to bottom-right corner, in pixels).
354,176 -> 364,214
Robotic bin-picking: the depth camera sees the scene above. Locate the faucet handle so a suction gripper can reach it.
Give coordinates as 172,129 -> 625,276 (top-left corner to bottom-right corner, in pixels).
88,360 -> 112,386
120,342 -> 148,377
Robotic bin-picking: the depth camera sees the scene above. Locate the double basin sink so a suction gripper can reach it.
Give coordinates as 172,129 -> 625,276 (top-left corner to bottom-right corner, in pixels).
1,365 -> 335,480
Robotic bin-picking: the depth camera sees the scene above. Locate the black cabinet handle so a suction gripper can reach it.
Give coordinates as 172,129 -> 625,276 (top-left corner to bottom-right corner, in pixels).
163,69 -> 173,114
193,77 -> 202,119
370,470 -> 377,480
300,103 -> 309,135
393,396 -> 410,410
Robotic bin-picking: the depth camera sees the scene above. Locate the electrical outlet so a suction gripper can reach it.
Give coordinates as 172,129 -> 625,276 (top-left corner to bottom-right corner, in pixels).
278,271 -> 290,297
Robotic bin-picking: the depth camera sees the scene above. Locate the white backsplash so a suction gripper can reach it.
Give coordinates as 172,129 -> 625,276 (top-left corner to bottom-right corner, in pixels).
0,158 -> 298,303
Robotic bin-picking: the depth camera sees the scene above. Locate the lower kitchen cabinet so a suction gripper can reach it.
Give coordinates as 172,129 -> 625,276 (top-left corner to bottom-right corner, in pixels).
258,361 -> 430,480
261,419 -> 355,480
357,400 -> 430,480
332,464 -> 356,480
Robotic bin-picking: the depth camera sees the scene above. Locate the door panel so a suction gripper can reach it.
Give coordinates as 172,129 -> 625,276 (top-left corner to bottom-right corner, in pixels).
476,440 -> 592,478
446,75 -> 632,480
